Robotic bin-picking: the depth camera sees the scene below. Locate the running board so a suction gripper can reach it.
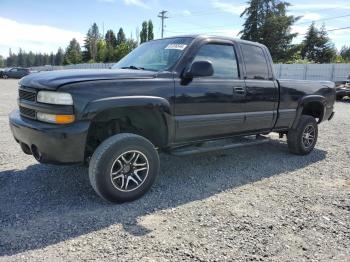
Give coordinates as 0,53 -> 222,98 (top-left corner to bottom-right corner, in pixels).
168,135 -> 270,156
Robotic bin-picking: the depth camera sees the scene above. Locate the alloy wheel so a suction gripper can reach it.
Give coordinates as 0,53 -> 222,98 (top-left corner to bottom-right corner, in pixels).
302,124 -> 316,148
110,150 -> 149,192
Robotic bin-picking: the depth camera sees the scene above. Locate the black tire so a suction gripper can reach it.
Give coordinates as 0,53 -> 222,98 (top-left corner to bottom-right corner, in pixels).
336,95 -> 343,100
20,143 -> 32,155
89,133 -> 160,203
287,115 -> 318,155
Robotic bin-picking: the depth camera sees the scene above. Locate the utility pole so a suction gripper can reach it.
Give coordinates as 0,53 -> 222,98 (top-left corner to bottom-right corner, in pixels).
158,10 -> 168,38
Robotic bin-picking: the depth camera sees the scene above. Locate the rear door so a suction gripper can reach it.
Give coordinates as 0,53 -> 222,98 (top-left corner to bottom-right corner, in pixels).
239,43 -> 278,131
174,41 -> 246,142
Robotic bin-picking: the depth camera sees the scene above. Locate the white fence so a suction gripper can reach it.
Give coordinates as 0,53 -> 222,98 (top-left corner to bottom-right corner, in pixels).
31,63 -> 350,82
274,64 -> 350,83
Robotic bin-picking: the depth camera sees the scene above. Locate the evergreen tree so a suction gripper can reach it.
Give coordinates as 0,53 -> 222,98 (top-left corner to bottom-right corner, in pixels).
26,51 -> 35,67
84,23 -> 100,62
301,23 -> 336,63
300,23 -> 318,62
96,39 -> 108,62
116,28 -> 126,46
0,55 -> 4,67
147,20 -> 154,41
240,0 -> 262,41
240,0 -> 299,62
49,52 -> 55,65
44,54 -> 50,65
6,49 -> 18,67
114,38 -> 138,61
64,38 -> 82,65
105,29 -> 117,48
17,48 -> 25,67
105,47 -> 115,62
340,46 -> 350,62
140,21 -> 148,43
317,25 -> 336,63
33,53 -> 40,66
55,48 -> 65,66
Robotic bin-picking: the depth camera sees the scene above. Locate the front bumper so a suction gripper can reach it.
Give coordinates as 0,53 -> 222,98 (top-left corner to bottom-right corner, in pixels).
9,110 -> 90,164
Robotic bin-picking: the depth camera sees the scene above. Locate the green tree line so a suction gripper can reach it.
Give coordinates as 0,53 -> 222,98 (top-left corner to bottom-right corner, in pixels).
2,20 -> 154,68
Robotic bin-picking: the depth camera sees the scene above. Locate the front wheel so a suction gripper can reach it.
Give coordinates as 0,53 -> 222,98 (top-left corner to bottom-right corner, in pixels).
89,133 -> 160,203
287,115 -> 318,155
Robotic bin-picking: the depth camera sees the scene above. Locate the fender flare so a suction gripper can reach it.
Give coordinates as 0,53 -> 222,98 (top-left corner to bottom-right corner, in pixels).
83,96 -> 174,146
292,95 -> 327,129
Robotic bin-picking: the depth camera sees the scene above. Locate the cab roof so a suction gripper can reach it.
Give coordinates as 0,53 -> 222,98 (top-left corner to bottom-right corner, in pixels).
157,34 -> 266,48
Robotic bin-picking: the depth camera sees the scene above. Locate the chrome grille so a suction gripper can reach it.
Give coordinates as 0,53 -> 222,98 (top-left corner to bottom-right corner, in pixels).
19,106 -> 36,119
19,88 -> 36,102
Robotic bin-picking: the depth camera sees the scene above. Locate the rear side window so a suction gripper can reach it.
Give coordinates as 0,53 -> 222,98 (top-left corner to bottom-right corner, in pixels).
241,44 -> 269,80
193,44 -> 239,79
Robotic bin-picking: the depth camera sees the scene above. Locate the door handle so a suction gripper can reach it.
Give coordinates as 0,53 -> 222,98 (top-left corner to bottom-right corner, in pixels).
233,87 -> 245,94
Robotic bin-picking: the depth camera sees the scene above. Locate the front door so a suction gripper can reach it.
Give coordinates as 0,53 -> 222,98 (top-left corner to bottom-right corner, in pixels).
174,42 -> 246,142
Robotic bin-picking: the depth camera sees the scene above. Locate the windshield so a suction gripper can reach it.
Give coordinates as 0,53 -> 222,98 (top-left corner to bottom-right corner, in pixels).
113,37 -> 193,71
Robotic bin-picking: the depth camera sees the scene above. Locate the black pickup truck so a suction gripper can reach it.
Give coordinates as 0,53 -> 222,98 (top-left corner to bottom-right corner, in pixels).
9,35 -> 335,202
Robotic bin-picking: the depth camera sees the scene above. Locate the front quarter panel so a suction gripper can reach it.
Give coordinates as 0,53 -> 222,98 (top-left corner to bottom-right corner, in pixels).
58,75 -> 176,145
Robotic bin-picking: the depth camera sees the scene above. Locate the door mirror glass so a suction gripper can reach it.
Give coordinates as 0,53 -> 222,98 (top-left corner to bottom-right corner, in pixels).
184,60 -> 214,78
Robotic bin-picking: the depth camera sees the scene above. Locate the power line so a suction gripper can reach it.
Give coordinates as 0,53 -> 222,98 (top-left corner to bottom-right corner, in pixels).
166,25 -> 350,37
299,26 -> 350,35
158,10 -> 169,38
165,13 -> 350,33
295,14 -> 350,25
164,4 -> 350,38
324,26 -> 350,32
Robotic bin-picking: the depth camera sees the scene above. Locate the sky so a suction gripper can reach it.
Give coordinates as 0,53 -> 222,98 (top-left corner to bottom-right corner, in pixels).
0,0 -> 349,57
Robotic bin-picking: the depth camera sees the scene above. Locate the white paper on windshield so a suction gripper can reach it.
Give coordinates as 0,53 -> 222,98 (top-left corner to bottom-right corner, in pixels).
165,44 -> 188,50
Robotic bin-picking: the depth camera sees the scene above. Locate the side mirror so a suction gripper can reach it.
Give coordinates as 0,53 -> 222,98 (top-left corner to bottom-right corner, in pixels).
184,60 -> 214,78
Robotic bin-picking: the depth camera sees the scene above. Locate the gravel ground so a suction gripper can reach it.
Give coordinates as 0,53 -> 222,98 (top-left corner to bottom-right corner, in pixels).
0,79 -> 349,261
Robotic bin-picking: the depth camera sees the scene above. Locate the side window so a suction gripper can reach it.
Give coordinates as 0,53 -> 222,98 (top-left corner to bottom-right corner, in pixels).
11,68 -> 18,72
193,44 -> 239,79
241,44 -> 269,80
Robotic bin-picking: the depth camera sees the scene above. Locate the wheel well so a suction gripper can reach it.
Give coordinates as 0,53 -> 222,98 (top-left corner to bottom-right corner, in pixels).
85,108 -> 168,158
302,101 -> 324,123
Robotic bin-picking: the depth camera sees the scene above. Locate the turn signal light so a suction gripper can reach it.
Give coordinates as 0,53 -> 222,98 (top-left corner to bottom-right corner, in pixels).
37,112 -> 75,124
55,115 -> 75,124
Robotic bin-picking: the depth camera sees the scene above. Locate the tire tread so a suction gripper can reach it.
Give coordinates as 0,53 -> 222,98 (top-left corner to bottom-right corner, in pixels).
89,133 -> 159,202
287,115 -> 318,155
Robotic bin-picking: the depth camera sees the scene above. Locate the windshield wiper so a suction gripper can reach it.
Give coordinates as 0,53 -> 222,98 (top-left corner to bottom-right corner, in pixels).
121,65 -> 145,70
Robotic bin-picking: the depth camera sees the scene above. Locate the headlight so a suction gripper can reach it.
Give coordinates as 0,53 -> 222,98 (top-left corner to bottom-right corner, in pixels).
37,112 -> 75,124
37,91 -> 73,105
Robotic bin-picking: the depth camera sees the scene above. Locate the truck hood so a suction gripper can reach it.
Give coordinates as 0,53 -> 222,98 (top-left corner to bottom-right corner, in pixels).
19,69 -> 157,90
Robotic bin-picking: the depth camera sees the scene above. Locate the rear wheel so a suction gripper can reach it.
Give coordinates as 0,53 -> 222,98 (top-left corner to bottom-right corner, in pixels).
89,133 -> 160,203
3,75 -> 8,79
287,115 -> 318,155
